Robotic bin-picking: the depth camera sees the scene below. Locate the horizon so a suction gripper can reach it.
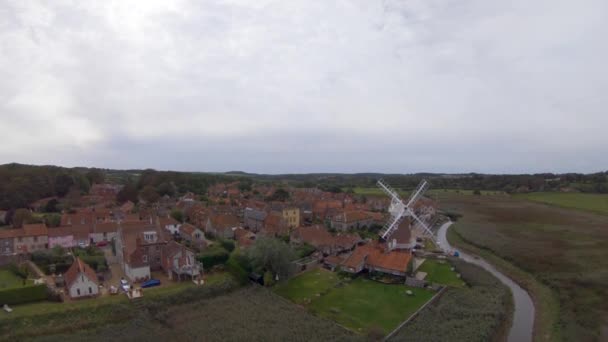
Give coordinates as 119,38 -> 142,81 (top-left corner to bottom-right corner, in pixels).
2,1 -> 607,174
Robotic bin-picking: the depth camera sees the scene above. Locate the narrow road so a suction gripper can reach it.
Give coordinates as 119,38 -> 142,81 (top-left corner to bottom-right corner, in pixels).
437,222 -> 534,342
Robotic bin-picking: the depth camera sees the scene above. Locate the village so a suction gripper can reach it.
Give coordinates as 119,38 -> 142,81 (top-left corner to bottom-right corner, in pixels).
0,179 -> 466,336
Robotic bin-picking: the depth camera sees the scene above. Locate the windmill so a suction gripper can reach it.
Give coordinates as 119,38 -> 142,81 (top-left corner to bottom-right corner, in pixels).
377,179 -> 436,243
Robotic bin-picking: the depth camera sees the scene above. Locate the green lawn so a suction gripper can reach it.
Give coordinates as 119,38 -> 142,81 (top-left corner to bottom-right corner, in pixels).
515,192 -> 608,215
275,269 -> 436,335
416,259 -> 465,287
0,269 -> 27,290
309,278 -> 435,334
274,268 -> 339,304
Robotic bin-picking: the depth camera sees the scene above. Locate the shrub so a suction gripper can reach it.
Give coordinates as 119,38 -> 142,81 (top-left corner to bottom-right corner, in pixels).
219,239 -> 235,252
0,284 -> 48,305
197,246 -> 229,269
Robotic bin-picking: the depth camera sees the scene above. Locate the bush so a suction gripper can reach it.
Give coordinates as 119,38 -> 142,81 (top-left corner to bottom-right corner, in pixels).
0,284 -> 48,305
226,254 -> 249,285
197,246 -> 229,269
219,239 -> 235,252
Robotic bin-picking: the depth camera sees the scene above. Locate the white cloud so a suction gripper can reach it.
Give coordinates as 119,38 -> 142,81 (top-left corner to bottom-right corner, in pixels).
0,0 -> 606,173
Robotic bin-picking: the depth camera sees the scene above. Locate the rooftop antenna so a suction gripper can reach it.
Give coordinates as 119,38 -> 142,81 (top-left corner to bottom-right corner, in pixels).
377,179 -> 436,243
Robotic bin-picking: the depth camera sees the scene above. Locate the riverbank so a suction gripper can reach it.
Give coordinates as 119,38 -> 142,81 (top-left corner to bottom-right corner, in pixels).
438,222 -> 535,342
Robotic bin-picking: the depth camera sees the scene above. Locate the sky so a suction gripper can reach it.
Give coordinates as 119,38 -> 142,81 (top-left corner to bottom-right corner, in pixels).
1,0 -> 607,174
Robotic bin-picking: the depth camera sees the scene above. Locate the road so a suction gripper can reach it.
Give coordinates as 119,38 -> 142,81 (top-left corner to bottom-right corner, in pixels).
437,222 -> 534,342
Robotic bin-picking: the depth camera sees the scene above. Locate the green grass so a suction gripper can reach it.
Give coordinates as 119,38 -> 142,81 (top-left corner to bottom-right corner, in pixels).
515,192 -> 608,215
274,269 -> 436,335
274,268 -> 339,304
309,278 -> 435,334
0,269 -> 28,289
416,259 -> 465,287
0,272 -> 231,319
349,187 -> 504,197
440,193 -> 608,341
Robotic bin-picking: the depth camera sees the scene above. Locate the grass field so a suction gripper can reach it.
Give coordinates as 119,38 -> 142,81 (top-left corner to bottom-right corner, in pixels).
349,187 -> 505,197
390,259 -> 512,342
417,259 -> 465,287
309,278 -> 435,334
0,269 -> 27,289
32,287 -> 361,342
441,194 -> 608,342
274,268 -> 339,304
275,269 -> 435,335
515,192 -> 608,215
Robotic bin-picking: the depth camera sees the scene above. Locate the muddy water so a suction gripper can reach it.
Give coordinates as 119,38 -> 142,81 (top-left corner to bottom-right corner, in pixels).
437,222 -> 534,342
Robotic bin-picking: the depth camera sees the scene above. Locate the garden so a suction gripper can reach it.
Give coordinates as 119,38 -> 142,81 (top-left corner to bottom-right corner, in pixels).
274,268 -> 435,335
0,265 -> 47,305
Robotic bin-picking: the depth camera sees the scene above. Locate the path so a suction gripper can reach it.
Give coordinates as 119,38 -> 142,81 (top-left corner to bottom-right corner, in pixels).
437,222 -> 535,342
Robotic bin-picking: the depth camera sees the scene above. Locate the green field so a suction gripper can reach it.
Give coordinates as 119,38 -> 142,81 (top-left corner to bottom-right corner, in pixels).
0,269 -> 27,289
441,193 -> 608,341
274,268 -> 339,304
416,259 -> 465,287
349,187 -> 504,197
275,269 -> 435,335
515,192 -> 608,215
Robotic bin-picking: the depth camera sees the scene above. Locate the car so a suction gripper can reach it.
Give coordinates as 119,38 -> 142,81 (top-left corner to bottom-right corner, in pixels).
96,240 -> 108,247
141,279 -> 161,288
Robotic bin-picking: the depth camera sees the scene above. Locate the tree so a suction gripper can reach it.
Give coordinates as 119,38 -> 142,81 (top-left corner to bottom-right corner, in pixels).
54,174 -> 74,197
473,189 -> 482,195
12,208 -> 32,228
157,182 -> 176,197
170,209 -> 184,223
117,183 -> 138,204
44,199 -> 60,213
266,188 -> 289,202
44,213 -> 62,227
139,185 -> 160,204
247,237 -> 296,279
85,169 -> 105,185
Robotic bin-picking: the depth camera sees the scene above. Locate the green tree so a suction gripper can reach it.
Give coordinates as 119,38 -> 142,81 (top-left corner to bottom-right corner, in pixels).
54,174 -> 74,197
266,188 -> 290,202
140,185 -> 160,203
85,169 -> 105,185
117,183 -> 138,204
44,213 -> 62,227
247,237 -> 296,280
44,199 -> 60,213
12,208 -> 32,228
170,209 -> 184,223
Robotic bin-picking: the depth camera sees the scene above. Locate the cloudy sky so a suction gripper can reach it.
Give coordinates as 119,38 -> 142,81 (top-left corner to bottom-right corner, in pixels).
1,0 -> 607,174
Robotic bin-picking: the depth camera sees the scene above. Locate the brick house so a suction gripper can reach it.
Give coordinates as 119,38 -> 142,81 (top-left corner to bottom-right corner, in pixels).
330,211 -> 372,231
205,214 -> 240,239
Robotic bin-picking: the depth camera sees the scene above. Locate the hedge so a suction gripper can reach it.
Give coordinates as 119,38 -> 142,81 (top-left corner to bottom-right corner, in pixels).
0,284 -> 47,305
197,246 -> 229,269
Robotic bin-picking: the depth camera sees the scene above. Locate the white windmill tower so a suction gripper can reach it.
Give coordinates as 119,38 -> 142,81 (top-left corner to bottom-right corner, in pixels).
376,179 -> 436,244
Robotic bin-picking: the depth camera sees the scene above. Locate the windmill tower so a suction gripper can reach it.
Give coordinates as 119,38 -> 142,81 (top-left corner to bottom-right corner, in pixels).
377,179 -> 436,244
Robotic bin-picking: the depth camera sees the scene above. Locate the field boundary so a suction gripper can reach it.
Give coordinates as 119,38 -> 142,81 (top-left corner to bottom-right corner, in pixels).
383,286 -> 447,341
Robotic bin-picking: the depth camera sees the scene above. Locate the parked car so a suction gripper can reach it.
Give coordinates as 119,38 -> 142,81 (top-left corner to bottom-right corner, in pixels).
96,240 -> 109,247
141,279 -> 161,288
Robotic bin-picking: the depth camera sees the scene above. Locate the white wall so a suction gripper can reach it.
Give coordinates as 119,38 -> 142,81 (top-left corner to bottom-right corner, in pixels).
125,263 -> 150,282
68,273 -> 99,298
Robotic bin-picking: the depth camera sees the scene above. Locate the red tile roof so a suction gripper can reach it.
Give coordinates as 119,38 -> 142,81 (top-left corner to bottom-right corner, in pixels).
64,257 -> 98,288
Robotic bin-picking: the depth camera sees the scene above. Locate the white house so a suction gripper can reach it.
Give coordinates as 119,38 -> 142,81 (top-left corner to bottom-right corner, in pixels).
64,258 -> 99,299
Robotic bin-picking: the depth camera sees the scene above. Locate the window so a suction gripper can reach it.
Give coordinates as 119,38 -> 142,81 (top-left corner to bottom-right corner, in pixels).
103,232 -> 107,238
77,289 -> 81,296
89,287 -> 92,294
143,255 -> 148,263
18,237 -> 22,243
34,236 -> 38,242
156,246 -> 160,251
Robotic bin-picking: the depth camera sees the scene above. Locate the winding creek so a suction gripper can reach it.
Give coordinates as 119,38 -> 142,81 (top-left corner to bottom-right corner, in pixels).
436,222 -> 535,342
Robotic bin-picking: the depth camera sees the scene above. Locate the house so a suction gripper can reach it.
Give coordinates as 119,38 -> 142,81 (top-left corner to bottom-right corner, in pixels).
243,207 -> 266,233
0,229 -> 16,256
115,221 -> 168,282
179,223 -> 206,249
291,225 -> 360,255
234,228 -> 256,249
281,206 -> 300,229
205,214 -> 240,239
161,241 -> 201,281
312,200 -> 343,221
48,227 -> 75,249
159,217 -> 181,235
64,257 -> 99,299
386,220 -> 414,251
330,211 -> 372,231
14,223 -> 48,253
261,212 -> 288,237
89,222 -> 119,244
340,242 -> 412,277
